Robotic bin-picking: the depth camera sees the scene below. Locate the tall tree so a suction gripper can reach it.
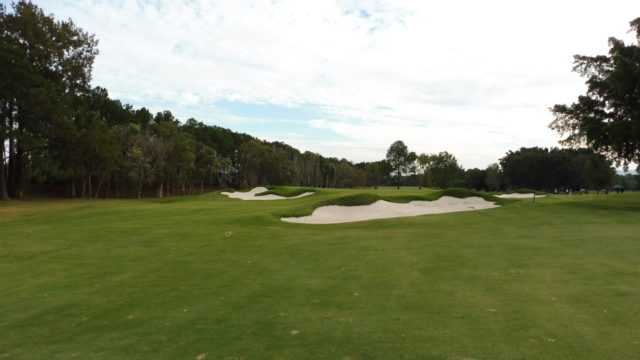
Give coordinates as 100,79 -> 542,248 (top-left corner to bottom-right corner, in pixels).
550,17 -> 640,167
125,142 -> 151,199
0,1 -> 98,198
386,140 -> 411,189
484,163 -> 503,191
465,168 -> 487,190
427,151 -> 464,188
194,144 -> 218,194
501,147 -> 557,190
417,153 -> 432,189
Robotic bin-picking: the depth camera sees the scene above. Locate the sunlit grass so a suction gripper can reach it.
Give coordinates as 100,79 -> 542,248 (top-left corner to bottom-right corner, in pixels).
1,188 -> 639,359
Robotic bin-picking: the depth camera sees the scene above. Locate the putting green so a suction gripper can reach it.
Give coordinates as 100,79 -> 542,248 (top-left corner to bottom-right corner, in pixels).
1,188 -> 639,359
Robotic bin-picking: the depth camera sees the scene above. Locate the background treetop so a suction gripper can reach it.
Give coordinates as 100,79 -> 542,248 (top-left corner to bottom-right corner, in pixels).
550,17 -> 640,167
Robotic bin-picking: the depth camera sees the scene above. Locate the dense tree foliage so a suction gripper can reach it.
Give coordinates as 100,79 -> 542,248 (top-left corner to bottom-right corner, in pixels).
355,160 -> 391,188
483,163 -> 503,191
1,1 -> 98,199
550,17 -> 640,166
500,147 -> 614,191
412,152 -> 466,189
386,140 -> 416,189
464,168 -> 487,191
0,2 -> 375,199
423,152 -> 464,188
613,172 -> 640,190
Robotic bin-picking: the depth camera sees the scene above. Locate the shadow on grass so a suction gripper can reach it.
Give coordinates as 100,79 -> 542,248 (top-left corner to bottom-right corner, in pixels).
556,196 -> 640,213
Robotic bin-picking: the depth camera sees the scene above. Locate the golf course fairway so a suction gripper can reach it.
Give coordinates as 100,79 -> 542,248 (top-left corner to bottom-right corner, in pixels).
1,187 -> 639,359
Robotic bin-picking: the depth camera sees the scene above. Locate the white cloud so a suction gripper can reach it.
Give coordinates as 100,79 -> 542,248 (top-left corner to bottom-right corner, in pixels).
31,0 -> 640,167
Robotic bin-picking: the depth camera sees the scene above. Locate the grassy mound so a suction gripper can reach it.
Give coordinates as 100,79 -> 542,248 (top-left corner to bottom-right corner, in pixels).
277,188 -> 512,218
256,185 -> 316,197
499,188 -> 546,195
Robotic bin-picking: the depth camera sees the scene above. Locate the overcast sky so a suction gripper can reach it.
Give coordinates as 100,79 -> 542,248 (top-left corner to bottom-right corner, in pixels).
11,0 -> 640,168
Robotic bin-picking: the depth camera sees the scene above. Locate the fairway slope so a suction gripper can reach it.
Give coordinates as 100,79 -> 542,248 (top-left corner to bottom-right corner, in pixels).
221,186 -> 313,200
282,195 -> 498,224
2,191 -> 640,359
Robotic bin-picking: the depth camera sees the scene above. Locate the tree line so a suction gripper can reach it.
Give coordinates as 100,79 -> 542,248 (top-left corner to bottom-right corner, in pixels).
0,2 -> 375,200
380,140 -> 617,192
0,2 -> 632,200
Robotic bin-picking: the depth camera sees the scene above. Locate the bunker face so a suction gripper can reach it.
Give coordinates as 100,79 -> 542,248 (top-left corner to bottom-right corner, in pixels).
282,196 -> 499,224
222,187 -> 313,200
496,193 -> 546,199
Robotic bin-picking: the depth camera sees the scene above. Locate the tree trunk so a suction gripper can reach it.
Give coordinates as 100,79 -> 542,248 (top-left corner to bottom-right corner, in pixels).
94,177 -> 104,199
7,134 -> 24,199
0,139 -> 9,201
8,118 -> 26,199
81,178 -> 86,198
157,181 -> 164,198
7,117 -> 16,197
10,140 -> 25,199
137,177 -> 143,199
396,168 -> 400,190
71,179 -> 76,198
201,180 -> 204,194
15,145 -> 23,199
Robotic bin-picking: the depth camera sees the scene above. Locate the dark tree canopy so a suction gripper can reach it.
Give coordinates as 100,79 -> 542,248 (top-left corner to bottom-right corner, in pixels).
425,151 -> 464,189
500,147 -> 614,190
464,168 -> 486,191
386,140 -> 411,189
0,2 -> 372,200
1,1 -> 99,199
550,17 -> 640,166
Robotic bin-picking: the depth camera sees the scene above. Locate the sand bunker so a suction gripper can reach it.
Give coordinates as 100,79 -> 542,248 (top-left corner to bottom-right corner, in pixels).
282,196 -> 499,224
496,193 -> 545,199
222,187 -> 313,200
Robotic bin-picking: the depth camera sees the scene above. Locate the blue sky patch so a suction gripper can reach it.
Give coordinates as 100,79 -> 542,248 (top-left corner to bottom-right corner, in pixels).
358,9 -> 371,19
118,97 -> 350,144
213,101 -> 325,121
219,119 -> 350,144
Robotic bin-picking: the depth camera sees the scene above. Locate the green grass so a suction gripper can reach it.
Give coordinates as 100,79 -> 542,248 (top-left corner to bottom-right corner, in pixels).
1,188 -> 639,359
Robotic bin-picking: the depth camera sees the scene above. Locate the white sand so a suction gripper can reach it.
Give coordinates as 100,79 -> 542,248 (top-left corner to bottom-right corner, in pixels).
496,193 -> 545,199
282,196 -> 499,224
221,187 -> 313,200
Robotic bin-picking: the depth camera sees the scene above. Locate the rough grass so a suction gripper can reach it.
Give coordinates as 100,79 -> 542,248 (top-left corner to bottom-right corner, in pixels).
1,188 -> 639,359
